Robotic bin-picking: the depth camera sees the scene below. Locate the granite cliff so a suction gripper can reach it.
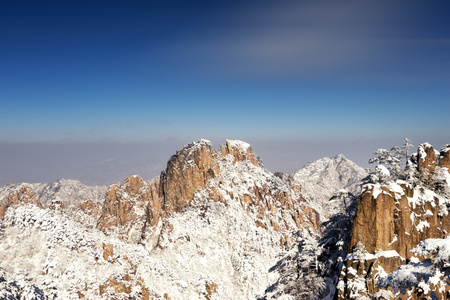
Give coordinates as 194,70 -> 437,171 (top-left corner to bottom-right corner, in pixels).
337,143 -> 450,299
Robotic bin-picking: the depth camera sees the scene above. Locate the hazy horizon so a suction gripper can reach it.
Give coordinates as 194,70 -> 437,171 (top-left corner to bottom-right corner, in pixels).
1,136 -> 449,187
1,0 -> 449,186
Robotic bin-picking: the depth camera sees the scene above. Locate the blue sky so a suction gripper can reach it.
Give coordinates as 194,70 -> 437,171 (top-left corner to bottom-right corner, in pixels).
1,0 -> 450,185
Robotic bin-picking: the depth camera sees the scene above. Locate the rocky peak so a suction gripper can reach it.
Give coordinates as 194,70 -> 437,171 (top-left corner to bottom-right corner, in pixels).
0,185 -> 42,219
220,139 -> 261,167
99,175 -> 161,243
417,142 -> 437,173
99,140 -> 223,241
160,139 -> 220,213
98,139 -> 324,247
123,175 -> 145,196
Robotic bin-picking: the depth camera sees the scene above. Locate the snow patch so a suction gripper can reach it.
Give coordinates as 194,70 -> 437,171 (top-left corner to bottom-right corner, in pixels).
346,250 -> 402,261
416,220 -> 430,232
226,140 -> 251,151
389,235 -> 398,246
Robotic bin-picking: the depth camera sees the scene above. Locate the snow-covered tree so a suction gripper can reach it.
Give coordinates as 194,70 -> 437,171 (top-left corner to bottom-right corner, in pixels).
318,192 -> 358,299
391,138 -> 414,164
369,149 -> 401,180
375,165 -> 390,183
403,138 -> 414,161
261,235 -> 327,300
352,242 -> 369,262
368,138 -> 415,183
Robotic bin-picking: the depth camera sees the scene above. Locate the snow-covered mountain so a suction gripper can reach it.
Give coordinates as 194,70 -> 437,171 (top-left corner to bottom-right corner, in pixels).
288,154 -> 368,217
0,179 -> 107,212
0,139 -> 380,299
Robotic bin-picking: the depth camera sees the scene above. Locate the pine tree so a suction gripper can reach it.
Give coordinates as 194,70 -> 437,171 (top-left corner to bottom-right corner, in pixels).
368,138 -> 415,182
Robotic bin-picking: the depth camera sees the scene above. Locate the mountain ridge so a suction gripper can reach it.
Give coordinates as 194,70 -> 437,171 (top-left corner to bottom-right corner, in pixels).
0,139 -> 374,299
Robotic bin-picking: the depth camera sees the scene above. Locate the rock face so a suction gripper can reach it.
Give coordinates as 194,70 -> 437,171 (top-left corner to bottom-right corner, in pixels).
161,140 -> 220,213
337,143 -> 450,299
337,182 -> 450,299
220,139 -> 261,167
99,175 -> 161,243
77,199 -> 103,227
0,185 -> 42,218
417,142 -> 437,173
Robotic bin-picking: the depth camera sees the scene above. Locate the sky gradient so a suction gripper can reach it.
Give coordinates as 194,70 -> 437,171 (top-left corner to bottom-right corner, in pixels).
1,0 -> 450,186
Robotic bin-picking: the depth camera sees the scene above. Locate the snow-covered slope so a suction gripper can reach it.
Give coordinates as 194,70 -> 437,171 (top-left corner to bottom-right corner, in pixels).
0,200 -> 285,299
0,140 -> 370,300
0,140 -> 321,299
290,154 -> 367,217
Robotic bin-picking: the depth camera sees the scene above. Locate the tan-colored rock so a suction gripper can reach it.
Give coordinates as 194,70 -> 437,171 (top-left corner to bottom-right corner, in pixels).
349,184 -> 447,259
338,181 -> 450,299
99,274 -> 132,296
136,277 -> 150,300
417,143 -> 436,173
102,243 -> 114,261
0,185 -> 42,219
205,281 -> 218,300
349,185 -> 397,255
220,139 -> 261,167
161,140 -> 219,213
99,175 -> 162,242
145,179 -> 163,227
78,199 -> 102,218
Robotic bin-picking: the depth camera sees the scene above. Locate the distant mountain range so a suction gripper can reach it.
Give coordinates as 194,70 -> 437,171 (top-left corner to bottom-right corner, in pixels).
0,178 -> 106,212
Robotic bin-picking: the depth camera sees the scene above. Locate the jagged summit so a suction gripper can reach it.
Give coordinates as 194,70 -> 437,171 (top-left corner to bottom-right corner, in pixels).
174,139 -> 214,156
220,139 -> 261,167
226,139 -> 251,150
0,185 -> 42,218
98,139 -> 321,243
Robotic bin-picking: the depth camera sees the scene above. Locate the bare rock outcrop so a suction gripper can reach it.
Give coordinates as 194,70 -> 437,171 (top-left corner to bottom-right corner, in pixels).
417,142 -> 437,173
98,141 -> 221,241
220,139 -> 261,167
0,185 -> 42,219
99,175 -> 161,242
160,140 -> 219,213
337,143 -> 450,299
